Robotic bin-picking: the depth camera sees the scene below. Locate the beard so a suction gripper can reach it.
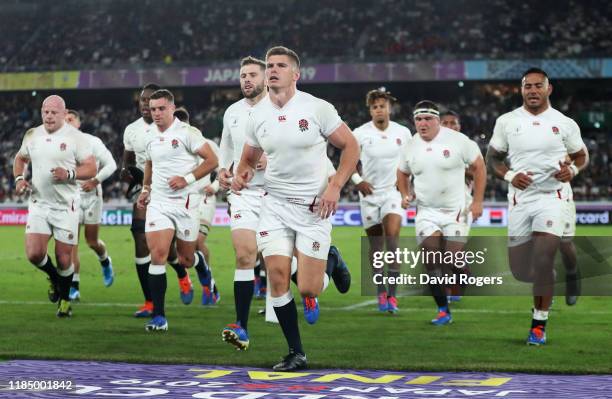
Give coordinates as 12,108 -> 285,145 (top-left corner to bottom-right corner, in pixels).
243,84 -> 265,99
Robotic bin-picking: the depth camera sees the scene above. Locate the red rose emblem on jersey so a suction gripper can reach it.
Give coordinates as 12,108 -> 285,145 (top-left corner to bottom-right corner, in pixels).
443,149 -> 450,158
60,143 -> 67,151
171,139 -> 179,149
396,138 -> 402,146
298,119 -> 309,132
552,126 -> 559,134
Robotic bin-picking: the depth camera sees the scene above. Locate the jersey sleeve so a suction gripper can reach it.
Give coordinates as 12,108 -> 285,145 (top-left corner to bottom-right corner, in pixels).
397,142 -> 412,174
489,116 -> 509,152
186,126 -> 207,154
315,100 -> 343,138
219,110 -> 234,169
17,128 -> 36,159
94,138 -> 118,182
244,114 -> 261,148
75,132 -> 94,163
563,118 -> 584,154
123,125 -> 134,151
463,138 -> 482,165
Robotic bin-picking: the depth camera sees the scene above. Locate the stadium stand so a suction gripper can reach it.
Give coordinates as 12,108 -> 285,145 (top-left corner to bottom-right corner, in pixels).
1,0 -> 611,71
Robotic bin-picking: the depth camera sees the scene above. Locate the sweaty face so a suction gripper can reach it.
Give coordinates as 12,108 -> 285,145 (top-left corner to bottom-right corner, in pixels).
369,98 -> 390,125
441,115 -> 461,132
149,97 -> 176,131
65,113 -> 81,129
266,55 -> 299,90
240,64 -> 265,99
521,73 -> 552,112
139,89 -> 155,123
41,102 -> 66,133
414,114 -> 440,141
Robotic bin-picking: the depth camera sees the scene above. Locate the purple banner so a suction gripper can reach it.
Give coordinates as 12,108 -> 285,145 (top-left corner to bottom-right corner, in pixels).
1,360 -> 611,398
77,62 -> 465,89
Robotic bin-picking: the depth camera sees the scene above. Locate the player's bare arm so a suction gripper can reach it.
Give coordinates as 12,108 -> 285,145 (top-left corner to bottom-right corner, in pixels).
120,150 -> 136,182
555,147 -> 589,182
486,145 -> 532,190
467,155 -> 486,220
321,123 -> 359,218
231,144 -> 263,193
13,153 -> 30,194
396,169 -> 413,209
168,142 -> 219,191
352,162 -> 374,196
52,154 -> 97,182
137,160 -> 152,209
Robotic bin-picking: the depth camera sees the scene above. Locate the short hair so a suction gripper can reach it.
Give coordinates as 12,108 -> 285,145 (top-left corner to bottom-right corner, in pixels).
521,67 -> 549,81
413,100 -> 440,117
366,88 -> 397,107
174,106 -> 190,123
440,110 -> 460,120
150,89 -> 174,103
66,109 -> 81,120
265,46 -> 300,68
142,83 -> 161,92
241,56 -> 266,70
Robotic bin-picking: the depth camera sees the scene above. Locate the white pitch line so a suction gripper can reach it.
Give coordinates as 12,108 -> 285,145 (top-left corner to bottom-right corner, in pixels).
3,299 -> 612,315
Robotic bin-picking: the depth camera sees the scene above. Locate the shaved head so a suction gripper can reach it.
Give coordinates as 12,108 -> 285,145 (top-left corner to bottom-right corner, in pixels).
41,95 -> 67,133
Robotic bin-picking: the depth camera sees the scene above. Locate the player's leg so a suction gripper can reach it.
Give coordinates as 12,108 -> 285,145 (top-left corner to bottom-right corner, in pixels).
366,224 -> 386,310
560,200 -> 579,305
69,225 -> 81,301
25,232 -> 58,302
196,204 -> 218,305
420,232 -> 452,325
54,238 -> 76,317
167,237 -> 193,305
144,228 -> 174,331
295,249 -> 327,325
131,203 -> 153,317
83,223 -> 114,287
382,213 -> 402,313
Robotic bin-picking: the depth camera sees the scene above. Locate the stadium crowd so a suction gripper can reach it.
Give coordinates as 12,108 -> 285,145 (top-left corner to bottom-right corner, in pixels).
2,0 -> 612,71
0,87 -> 609,204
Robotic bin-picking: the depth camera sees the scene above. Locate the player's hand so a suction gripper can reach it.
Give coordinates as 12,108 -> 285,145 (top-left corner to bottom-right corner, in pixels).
168,176 -> 188,191
469,200 -> 483,221
119,168 -> 133,183
510,172 -> 533,190
256,153 -> 268,171
51,167 -> 69,182
81,178 -> 99,192
218,168 -> 233,190
318,183 -> 340,219
355,181 -> 374,196
554,160 -> 574,182
136,190 -> 150,209
231,169 -> 253,195
401,192 -> 415,209
15,179 -> 30,195
204,185 -> 215,196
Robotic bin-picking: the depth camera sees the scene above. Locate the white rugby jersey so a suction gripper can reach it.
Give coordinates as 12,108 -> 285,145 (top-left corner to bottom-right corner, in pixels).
145,118 -> 207,206
18,123 -> 93,209
245,91 -> 342,203
353,120 -> 411,194
398,126 -> 481,209
198,138 -> 220,188
123,117 -> 153,171
78,134 -> 117,199
220,98 -> 265,189
489,106 -> 583,202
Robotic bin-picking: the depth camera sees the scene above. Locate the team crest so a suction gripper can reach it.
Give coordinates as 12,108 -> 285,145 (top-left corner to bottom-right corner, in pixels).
546,220 -> 553,227
396,138 -> 402,146
552,126 -> 559,134
312,241 -> 320,252
60,143 -> 67,151
233,213 -> 242,219
298,119 -> 309,132
443,149 -> 450,158
171,139 -> 179,149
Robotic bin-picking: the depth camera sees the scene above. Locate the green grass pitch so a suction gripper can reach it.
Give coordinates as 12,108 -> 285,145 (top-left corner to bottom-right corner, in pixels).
1,225 -> 611,373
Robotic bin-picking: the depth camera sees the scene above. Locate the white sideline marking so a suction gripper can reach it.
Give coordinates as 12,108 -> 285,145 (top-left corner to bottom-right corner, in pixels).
2,299 -> 612,315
